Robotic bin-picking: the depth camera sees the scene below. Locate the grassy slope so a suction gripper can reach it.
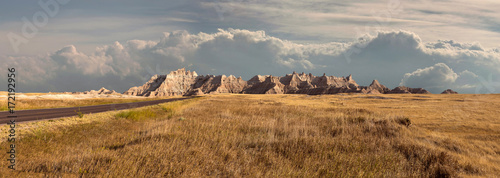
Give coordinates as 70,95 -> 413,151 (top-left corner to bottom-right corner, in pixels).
0,94 -> 498,177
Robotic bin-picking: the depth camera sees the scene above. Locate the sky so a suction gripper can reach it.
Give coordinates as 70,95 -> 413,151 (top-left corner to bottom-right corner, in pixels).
0,0 -> 499,94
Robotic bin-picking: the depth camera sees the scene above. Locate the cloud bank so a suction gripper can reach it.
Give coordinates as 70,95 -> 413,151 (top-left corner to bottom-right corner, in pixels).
400,63 -> 480,92
1,29 -> 499,93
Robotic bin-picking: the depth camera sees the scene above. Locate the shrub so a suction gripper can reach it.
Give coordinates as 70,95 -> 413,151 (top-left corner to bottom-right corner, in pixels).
396,117 -> 411,127
75,108 -> 84,118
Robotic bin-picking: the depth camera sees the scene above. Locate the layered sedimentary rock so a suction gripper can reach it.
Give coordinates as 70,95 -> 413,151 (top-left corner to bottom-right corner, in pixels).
123,74 -> 167,96
184,88 -> 204,96
242,72 -> 360,95
386,86 -> 431,94
124,68 -> 247,97
153,69 -> 199,97
96,87 -> 119,95
361,80 -> 390,94
123,68 -> 434,96
243,75 -> 285,94
73,87 -> 119,95
124,68 -> 198,97
441,89 -> 458,94
189,74 -> 247,94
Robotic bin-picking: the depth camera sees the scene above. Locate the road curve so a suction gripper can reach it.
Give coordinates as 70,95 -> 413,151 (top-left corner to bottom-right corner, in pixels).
0,97 -> 190,124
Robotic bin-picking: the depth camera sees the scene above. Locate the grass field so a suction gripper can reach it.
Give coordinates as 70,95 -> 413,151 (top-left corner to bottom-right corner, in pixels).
0,97 -> 163,111
0,94 -> 499,177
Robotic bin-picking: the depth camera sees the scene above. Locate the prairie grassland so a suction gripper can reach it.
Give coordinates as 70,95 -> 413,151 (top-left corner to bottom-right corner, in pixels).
0,97 -> 163,111
0,94 -> 499,177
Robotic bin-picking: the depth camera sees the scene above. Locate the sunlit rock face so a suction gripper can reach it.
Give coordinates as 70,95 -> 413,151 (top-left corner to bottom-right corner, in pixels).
124,68 -> 434,96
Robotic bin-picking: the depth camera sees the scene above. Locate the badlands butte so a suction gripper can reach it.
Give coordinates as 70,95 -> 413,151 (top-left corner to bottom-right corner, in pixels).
122,68 -> 451,97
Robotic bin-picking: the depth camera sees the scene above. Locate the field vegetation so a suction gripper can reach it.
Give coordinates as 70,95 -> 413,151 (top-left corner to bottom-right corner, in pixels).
0,97 -> 161,111
0,94 -> 499,177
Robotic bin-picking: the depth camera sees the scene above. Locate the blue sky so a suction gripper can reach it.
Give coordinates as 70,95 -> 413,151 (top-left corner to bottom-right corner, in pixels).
1,0 -> 499,93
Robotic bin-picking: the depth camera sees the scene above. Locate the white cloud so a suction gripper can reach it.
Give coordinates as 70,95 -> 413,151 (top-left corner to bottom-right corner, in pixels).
400,63 -> 481,93
400,63 -> 458,90
455,70 -> 479,89
1,29 -> 499,93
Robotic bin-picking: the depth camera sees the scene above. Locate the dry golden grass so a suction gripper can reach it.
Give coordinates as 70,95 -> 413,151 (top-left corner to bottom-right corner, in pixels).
0,94 -> 499,177
0,91 -> 66,96
0,97 -> 163,111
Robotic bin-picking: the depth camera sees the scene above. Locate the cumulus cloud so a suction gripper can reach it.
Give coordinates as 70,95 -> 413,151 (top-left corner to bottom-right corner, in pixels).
342,30 -> 500,91
400,63 -> 458,87
1,29 -> 499,93
0,28 -> 345,92
455,70 -> 479,89
399,63 -> 478,93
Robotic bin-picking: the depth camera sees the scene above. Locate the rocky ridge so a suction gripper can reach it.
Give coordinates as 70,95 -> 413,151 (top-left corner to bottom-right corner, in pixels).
386,86 -> 431,94
69,87 -> 119,95
124,68 -> 435,97
441,89 -> 458,94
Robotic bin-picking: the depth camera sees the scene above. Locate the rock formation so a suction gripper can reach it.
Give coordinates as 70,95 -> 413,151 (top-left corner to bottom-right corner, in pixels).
441,89 -> 458,94
243,75 -> 285,94
124,68 -> 198,97
73,87 -> 118,95
96,87 -> 119,95
242,72 -> 361,95
185,88 -> 204,96
189,74 -> 247,94
123,74 -> 167,96
386,86 -> 431,94
360,80 -> 390,94
123,68 -> 433,96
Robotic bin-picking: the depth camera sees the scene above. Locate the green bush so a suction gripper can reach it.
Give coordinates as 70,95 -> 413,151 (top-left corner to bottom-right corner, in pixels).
75,108 -> 84,118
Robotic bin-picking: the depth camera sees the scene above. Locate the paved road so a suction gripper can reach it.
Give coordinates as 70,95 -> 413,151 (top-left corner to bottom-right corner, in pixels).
0,98 -> 190,124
